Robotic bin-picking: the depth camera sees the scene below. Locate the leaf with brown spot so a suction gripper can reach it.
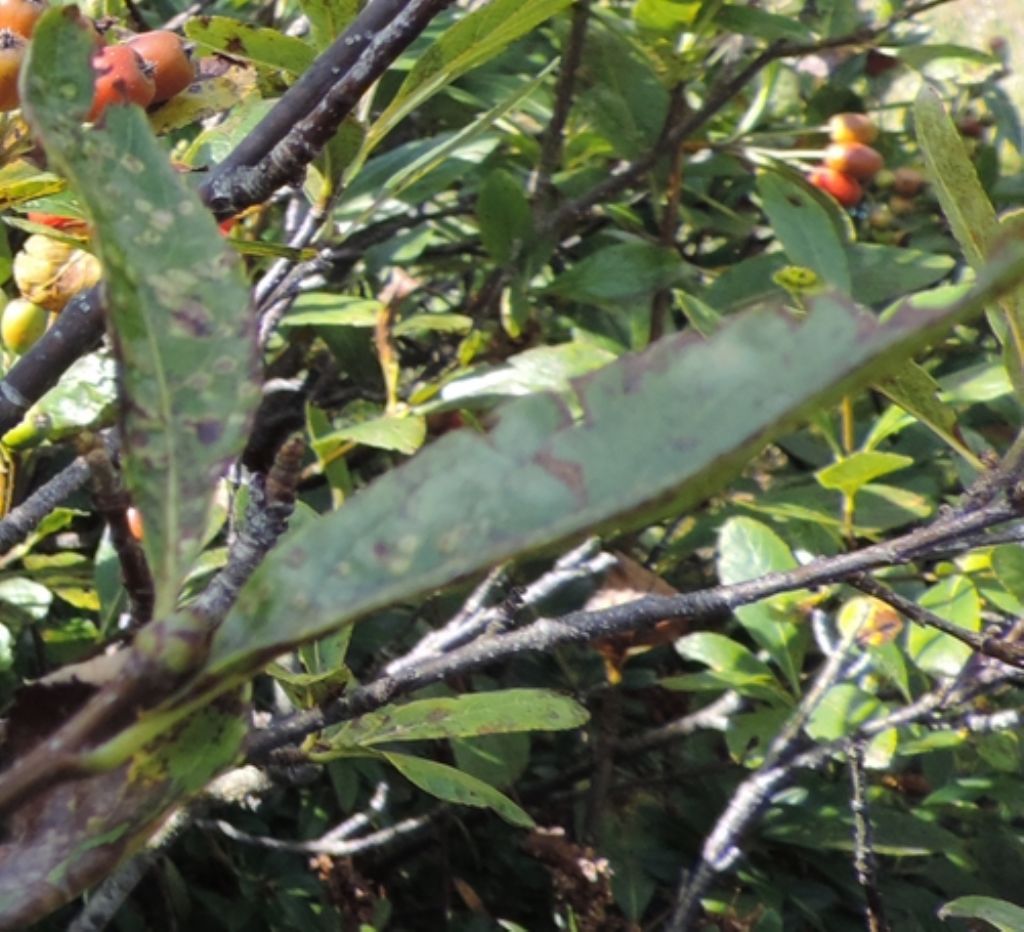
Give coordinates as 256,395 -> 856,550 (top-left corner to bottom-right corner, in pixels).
0,688 -> 247,926
22,13 -> 261,618
184,16 -> 316,75
198,247 -> 1024,684
314,689 -> 588,752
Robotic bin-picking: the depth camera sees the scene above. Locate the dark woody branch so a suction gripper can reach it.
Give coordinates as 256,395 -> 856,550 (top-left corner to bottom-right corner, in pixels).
246,494 -> 1021,762
200,0 -> 455,218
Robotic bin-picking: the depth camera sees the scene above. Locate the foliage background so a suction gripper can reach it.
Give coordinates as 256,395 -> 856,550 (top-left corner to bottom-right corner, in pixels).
0,0 -> 1023,930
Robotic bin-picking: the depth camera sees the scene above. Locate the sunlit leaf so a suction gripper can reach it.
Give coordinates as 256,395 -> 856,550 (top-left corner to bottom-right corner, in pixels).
185,18 -> 315,75
322,689 -> 588,748
382,751 -> 534,827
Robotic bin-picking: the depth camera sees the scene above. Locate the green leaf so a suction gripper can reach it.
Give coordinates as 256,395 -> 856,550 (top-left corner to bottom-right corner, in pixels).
435,341 -> 617,405
346,63 -> 554,218
3,353 -> 116,449
915,85 -> 996,272
725,707 -> 789,766
200,268 -> 1024,682
366,0 -> 571,151
671,632 -> 788,702
0,577 -> 52,623
451,733 -> 530,789
634,0 -> 701,32
992,544 -> 1024,602
804,684 -> 882,742
939,895 -> 1024,930
546,241 -> 688,307
600,811 -> 659,920
873,363 -> 977,465
848,244 -> 955,306
382,751 -> 534,827
184,17 -> 315,75
907,575 -> 981,678
477,169 -> 532,264
765,801 -> 967,859
148,63 -> 259,138
703,252 -> 788,312
0,160 -> 65,212
394,313 -> 474,337
282,294 -> 383,327
717,517 -> 808,690
576,25 -> 669,160
22,13 -> 260,616
323,689 -> 588,748
314,414 -> 427,456
897,44 -> 1001,81
815,451 -> 913,498
915,83 -> 1024,397
299,0 -> 360,51
858,483 -> 933,531
676,291 -> 723,336
756,170 -> 851,292
714,4 -> 814,42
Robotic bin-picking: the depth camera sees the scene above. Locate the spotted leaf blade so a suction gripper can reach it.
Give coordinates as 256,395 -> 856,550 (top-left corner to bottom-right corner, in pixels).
21,12 -> 260,616
200,243 -> 1024,683
0,689 -> 247,927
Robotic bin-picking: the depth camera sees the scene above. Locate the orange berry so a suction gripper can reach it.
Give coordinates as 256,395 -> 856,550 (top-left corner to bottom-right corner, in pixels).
828,112 -> 879,145
808,167 -> 863,207
128,30 -> 196,103
0,28 -> 25,112
823,142 -> 885,181
126,506 -> 144,541
0,0 -> 46,39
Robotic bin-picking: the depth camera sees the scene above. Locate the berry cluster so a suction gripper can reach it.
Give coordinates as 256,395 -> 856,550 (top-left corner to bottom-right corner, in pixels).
0,232 -> 101,353
807,113 -> 885,208
0,3 -> 198,354
0,0 -> 196,118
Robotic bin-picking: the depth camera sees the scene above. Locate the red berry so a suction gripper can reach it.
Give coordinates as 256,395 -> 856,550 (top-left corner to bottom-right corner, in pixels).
808,167 -> 863,207
89,44 -> 156,122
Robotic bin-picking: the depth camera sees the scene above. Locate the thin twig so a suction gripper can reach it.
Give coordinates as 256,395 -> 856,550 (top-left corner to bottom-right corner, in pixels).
386,539 -> 615,677
79,436 -> 154,630
0,451 -> 94,554
849,740 -> 890,932
665,648 -> 988,930
650,84 -> 688,342
198,807 -> 442,858
667,611 -> 865,929
189,439 -> 304,631
529,0 -> 590,200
